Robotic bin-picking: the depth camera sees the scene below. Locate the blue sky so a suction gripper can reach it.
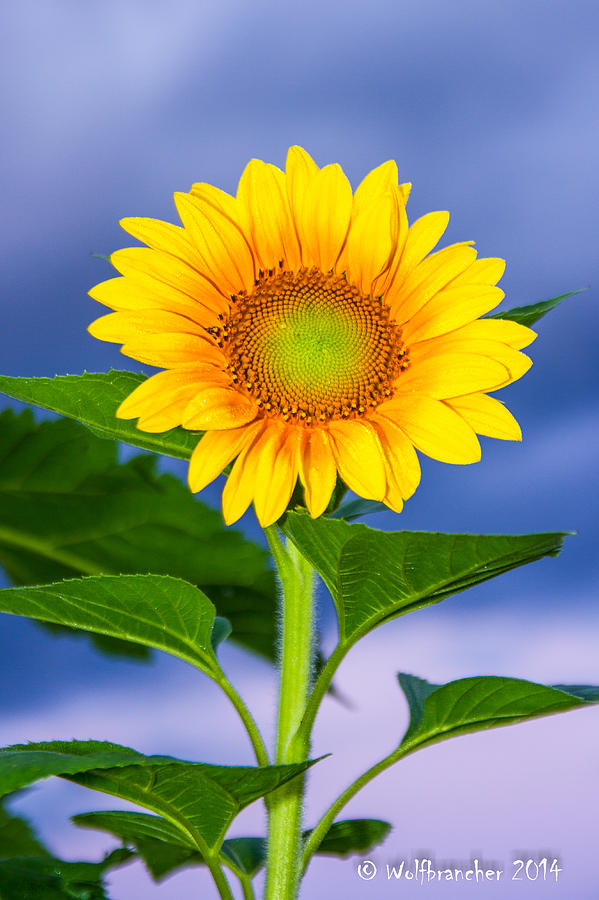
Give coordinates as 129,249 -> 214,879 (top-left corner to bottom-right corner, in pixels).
1,0 -> 598,897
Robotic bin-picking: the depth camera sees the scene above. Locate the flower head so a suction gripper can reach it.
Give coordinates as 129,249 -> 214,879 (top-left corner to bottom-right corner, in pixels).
89,147 -> 535,526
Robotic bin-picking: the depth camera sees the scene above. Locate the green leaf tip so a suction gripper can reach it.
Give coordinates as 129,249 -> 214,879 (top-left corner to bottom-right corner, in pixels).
282,511 -> 569,644
487,287 -> 588,328
397,673 -> 599,753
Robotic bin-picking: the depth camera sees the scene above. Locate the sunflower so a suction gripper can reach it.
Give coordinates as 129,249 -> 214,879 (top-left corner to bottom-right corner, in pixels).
88,147 -> 535,527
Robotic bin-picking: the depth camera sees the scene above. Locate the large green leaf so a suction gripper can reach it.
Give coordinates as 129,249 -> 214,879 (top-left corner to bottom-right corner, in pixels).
72,809 -> 391,882
486,288 -> 586,328
397,674 -> 599,753
0,574 -> 226,677
282,511 -> 566,642
0,410 -> 277,660
0,741 -> 315,853
0,371 -> 198,460
0,851 -> 131,900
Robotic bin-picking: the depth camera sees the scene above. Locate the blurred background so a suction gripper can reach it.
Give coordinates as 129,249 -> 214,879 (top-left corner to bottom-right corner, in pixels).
1,0 -> 598,896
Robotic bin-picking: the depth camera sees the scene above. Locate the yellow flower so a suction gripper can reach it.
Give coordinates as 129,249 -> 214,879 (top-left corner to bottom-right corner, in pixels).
88,147 -> 535,527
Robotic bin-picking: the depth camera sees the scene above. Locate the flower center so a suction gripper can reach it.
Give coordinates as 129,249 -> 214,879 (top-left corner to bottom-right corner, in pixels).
211,267 -> 409,424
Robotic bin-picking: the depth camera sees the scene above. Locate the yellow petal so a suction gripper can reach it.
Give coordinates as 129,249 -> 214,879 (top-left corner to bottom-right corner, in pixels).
222,422 -> 268,524
381,480 -> 403,513
327,419 -> 386,500
452,257 -> 506,287
352,160 -> 398,218
136,387 -> 205,432
453,318 -> 537,349
371,414 -> 421,501
386,210 -> 450,294
119,217 -> 200,268
378,395 -> 481,464
89,276 -> 146,311
181,386 -> 258,431
188,420 -> 263,493
189,182 -> 239,221
88,310 -> 208,344
299,163 -> 353,271
121,332 -> 222,368
395,351 -> 511,398
390,244 -> 478,323
89,273 -> 221,322
403,285 -> 504,343
110,247 -> 228,314
346,191 -> 399,294
254,424 -> 302,527
236,159 -> 301,271
299,428 -> 337,518
174,192 -> 256,296
286,147 -> 319,263
409,335 -> 532,387
117,366 -> 224,421
398,182 -> 412,204
448,393 -> 522,441
293,165 -> 352,272
371,185 -> 410,296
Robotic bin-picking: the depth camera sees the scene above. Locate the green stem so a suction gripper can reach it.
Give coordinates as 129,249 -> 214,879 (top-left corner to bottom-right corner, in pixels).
220,859 -> 257,900
202,851 -> 236,900
213,671 -> 270,767
301,746 -> 404,872
264,526 -> 315,900
296,643 -> 346,748
239,875 -> 256,900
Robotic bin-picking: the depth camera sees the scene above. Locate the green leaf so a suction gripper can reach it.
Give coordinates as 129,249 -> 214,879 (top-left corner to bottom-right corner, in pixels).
0,574 -> 225,678
0,741 -> 316,853
0,410 -> 277,660
282,511 -> 567,643
73,809 -> 390,883
0,797 -> 51,858
0,371 -> 198,460
73,810 -> 267,880
309,818 -> 391,857
551,684 -> 599,701
486,288 -> 587,328
0,850 -> 131,900
73,810 -> 199,881
397,674 -> 599,753
220,838 -> 267,878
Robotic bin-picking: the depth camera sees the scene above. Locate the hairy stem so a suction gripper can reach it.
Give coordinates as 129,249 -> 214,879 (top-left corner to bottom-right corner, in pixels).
203,851 -> 236,900
264,527 -> 315,900
296,642 -> 346,746
213,671 -> 270,767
